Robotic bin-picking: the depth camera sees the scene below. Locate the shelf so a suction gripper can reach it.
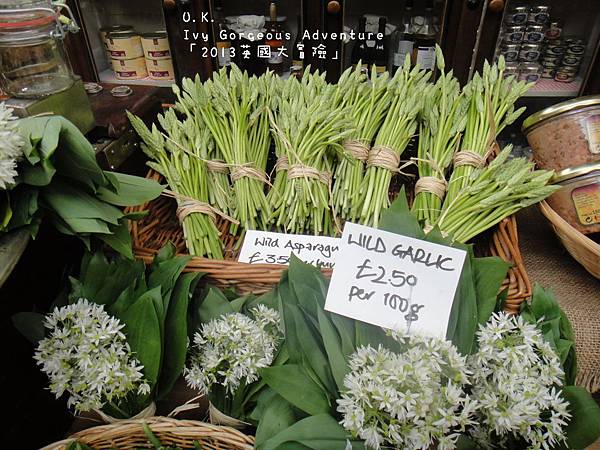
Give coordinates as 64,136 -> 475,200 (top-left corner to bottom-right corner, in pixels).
523,77 -> 582,98
98,69 -> 174,88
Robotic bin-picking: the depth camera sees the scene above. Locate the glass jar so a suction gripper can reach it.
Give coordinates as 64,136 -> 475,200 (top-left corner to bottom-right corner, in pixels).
0,0 -> 79,98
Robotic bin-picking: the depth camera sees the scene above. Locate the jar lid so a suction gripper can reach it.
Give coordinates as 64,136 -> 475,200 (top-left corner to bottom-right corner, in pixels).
552,162 -> 600,183
522,95 -> 600,132
141,31 -> 167,39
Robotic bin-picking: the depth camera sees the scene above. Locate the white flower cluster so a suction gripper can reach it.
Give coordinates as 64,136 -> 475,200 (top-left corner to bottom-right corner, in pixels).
34,298 -> 150,413
338,332 -> 476,450
185,304 -> 282,395
469,312 -> 570,450
0,103 -> 24,189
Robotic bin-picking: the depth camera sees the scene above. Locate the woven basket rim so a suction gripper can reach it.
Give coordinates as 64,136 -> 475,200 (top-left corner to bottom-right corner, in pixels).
42,416 -> 255,450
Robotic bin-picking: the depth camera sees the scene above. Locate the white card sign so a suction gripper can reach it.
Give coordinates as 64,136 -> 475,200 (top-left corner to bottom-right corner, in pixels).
238,230 -> 341,268
325,222 -> 467,337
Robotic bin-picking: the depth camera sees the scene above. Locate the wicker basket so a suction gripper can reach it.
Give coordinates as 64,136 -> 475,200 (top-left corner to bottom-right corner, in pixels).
42,417 -> 254,450
540,200 -> 600,279
128,171 -> 531,314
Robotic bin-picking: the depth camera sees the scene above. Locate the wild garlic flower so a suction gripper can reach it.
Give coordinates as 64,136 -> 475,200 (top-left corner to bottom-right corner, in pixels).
0,103 -> 24,189
469,312 -> 570,449
338,333 -> 476,450
34,298 -> 150,413
185,305 -> 282,395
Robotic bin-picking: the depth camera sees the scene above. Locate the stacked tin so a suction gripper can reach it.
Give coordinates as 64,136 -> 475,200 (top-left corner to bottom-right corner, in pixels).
542,38 -> 585,83
102,27 -> 148,80
497,5 -> 551,83
141,31 -> 175,81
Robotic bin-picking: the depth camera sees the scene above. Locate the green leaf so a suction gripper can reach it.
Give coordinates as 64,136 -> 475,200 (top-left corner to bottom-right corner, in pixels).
255,394 -> 297,447
379,188 -> 426,239
446,252 -> 478,355
473,256 -> 510,325
561,386 -> 600,450
317,309 -> 349,391
96,220 -> 134,259
288,255 -> 328,317
330,313 -> 356,359
12,312 -> 46,344
157,272 -> 202,400
148,250 -> 191,321
259,414 -> 361,450
260,365 -> 330,416
120,289 -> 163,386
96,172 -> 163,207
198,287 -> 235,323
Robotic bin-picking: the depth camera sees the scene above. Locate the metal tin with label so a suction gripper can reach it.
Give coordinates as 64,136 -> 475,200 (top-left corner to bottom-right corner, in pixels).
525,25 -> 545,43
145,57 -> 175,80
545,44 -> 565,56
506,6 -> 528,25
562,55 -> 582,67
140,31 -> 171,60
111,57 -> 147,79
518,63 -> 542,82
519,44 -> 542,62
541,56 -> 561,67
500,43 -> 521,62
567,44 -> 585,55
504,25 -> 525,43
565,38 -> 584,46
555,67 -> 577,83
546,22 -> 562,40
100,25 -> 133,49
107,31 -> 144,60
528,6 -> 550,25
504,62 -> 520,78
541,67 -> 556,78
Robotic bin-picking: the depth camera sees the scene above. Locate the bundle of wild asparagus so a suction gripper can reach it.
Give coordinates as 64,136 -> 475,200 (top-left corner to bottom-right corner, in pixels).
269,70 -> 354,235
331,65 -> 392,221
354,57 -> 431,227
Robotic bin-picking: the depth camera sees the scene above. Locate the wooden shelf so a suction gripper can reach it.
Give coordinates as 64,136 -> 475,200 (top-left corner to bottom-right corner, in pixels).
98,69 -> 173,88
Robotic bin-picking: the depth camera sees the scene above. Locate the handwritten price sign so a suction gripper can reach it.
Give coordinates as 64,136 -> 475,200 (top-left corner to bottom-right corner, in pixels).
325,222 -> 467,337
238,230 -> 340,268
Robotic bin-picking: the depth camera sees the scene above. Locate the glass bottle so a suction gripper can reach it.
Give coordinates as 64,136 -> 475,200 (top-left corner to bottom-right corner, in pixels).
351,16 -> 370,74
291,14 -> 304,79
265,2 -> 283,74
392,0 -> 415,72
373,17 -> 388,75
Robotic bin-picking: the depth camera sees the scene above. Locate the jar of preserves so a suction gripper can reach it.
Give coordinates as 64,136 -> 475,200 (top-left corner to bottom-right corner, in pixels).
0,0 -> 79,98
545,22 -> 562,40
504,25 -> 525,43
555,67 -> 577,83
506,6 -> 528,25
547,163 -> 600,235
499,43 -> 520,62
528,5 -> 550,25
503,62 -> 519,78
541,67 -> 555,78
518,62 -> 541,83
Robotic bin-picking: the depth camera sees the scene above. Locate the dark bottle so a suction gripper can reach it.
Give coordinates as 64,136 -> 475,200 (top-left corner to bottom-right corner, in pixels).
414,0 -> 436,71
351,16 -> 370,74
265,2 -> 284,74
373,17 -> 388,75
214,4 -> 232,69
392,0 -> 415,72
291,14 -> 304,78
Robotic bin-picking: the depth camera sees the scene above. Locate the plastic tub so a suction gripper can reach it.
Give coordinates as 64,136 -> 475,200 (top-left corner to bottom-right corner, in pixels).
523,95 -> 600,172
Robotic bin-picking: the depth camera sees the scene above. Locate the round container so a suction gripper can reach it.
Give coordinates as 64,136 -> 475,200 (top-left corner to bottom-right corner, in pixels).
566,44 -> 585,56
518,62 -> 541,83
545,43 -> 565,56
506,6 -> 528,25
99,25 -> 132,48
547,163 -> 600,234
541,67 -> 555,78
140,31 -> 171,59
528,5 -> 550,25
145,57 -> 174,80
541,56 -> 561,68
546,22 -> 562,40
519,43 -> 542,62
106,31 -> 143,59
524,25 -> 545,43
500,43 -> 520,62
554,68 -> 577,83
522,96 -> 600,171
503,62 -> 520,78
111,57 -> 147,79
562,55 -> 582,67
565,38 -> 584,46
504,25 -> 525,43
0,0 -> 78,98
